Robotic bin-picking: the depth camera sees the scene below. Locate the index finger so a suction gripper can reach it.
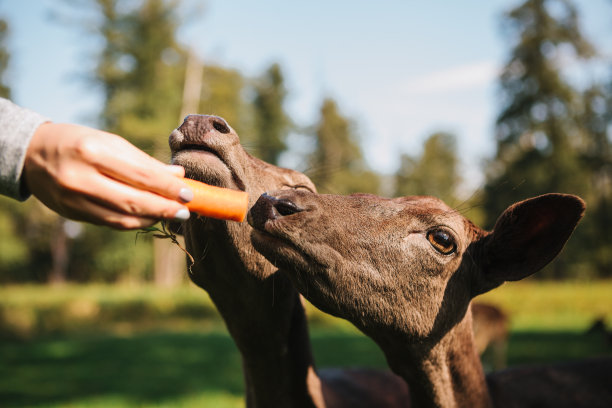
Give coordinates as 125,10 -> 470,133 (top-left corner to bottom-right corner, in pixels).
92,136 -> 193,202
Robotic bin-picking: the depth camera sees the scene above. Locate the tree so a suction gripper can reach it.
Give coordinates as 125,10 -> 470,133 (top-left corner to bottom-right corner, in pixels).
484,0 -> 597,278
251,63 -> 291,164
0,15 -> 70,284
579,82 -> 612,277
0,17 -> 10,99
307,98 -> 379,195
94,0 -> 186,159
91,0 -> 189,285
395,132 -> 461,205
198,64 -> 250,139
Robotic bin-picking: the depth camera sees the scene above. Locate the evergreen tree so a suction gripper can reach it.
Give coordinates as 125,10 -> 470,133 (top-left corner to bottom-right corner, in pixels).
483,0 -> 597,278
94,0 -> 185,160
308,98 -> 379,194
579,83 -> 612,277
0,15 -> 27,281
198,64 -> 250,140
0,17 -> 11,99
252,63 -> 290,164
395,132 -> 460,205
0,15 -> 69,283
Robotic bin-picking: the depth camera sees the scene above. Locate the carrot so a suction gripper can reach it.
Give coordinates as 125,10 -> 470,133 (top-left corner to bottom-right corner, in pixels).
181,178 -> 249,222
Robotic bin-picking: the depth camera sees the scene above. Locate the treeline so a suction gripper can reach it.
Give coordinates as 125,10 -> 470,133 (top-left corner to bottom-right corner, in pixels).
0,0 -> 610,282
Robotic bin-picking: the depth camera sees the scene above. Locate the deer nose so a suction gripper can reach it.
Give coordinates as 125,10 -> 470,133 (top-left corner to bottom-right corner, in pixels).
177,114 -> 231,140
248,193 -> 304,230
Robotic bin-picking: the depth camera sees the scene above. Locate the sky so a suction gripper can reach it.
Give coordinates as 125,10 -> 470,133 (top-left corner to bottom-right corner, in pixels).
1,0 -> 611,194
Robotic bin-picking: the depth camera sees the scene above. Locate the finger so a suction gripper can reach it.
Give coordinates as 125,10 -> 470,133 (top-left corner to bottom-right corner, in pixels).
62,171 -> 191,222
90,139 -> 193,202
167,165 -> 186,177
58,194 -> 159,230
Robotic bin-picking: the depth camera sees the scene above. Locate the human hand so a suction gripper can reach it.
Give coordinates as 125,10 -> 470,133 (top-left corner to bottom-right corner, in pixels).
23,122 -> 193,230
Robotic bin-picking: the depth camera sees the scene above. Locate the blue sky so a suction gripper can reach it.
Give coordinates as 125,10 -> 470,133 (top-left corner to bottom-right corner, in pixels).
1,0 -> 611,194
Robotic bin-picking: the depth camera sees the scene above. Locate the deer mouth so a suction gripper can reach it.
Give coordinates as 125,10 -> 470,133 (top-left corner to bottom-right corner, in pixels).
170,128 -> 227,165
170,129 -> 243,190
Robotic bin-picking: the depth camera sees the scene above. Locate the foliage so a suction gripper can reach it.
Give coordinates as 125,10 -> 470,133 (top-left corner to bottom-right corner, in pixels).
1,0 -> 611,282
307,98 -> 380,194
251,63 -> 291,165
394,132 -> 461,205
578,83 -> 612,276
483,0 -> 607,278
94,0 -> 186,159
198,64 -> 251,142
0,16 -> 10,99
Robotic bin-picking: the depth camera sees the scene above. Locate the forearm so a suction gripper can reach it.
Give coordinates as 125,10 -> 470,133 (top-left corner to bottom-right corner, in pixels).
0,97 -> 48,200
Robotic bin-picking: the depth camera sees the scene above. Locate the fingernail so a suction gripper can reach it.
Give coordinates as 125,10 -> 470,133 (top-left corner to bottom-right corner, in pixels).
174,208 -> 191,221
179,187 -> 194,202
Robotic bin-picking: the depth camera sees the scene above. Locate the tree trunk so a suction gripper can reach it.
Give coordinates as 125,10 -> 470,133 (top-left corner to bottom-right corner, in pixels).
153,237 -> 187,287
48,218 -> 68,285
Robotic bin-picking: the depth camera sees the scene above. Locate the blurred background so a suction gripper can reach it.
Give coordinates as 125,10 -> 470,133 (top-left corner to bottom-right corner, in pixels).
0,0 -> 610,407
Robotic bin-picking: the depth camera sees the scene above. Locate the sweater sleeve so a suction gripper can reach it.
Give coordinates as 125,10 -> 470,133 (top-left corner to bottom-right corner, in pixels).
0,97 -> 49,201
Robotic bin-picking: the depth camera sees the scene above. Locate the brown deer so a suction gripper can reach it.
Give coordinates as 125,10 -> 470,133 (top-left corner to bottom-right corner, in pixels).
471,302 -> 509,370
248,190 -> 612,407
169,115 -> 409,407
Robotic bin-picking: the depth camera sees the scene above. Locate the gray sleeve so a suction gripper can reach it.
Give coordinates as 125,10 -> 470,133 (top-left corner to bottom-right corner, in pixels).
0,97 -> 49,201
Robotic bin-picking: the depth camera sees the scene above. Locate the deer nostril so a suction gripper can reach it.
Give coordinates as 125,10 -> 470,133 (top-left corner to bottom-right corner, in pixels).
212,118 -> 230,134
273,199 -> 303,217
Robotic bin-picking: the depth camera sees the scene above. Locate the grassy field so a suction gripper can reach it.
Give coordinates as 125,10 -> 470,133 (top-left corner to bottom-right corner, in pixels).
0,281 -> 610,407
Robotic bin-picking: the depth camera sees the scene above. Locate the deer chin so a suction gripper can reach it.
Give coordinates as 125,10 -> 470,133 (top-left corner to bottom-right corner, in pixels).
172,149 -> 243,190
250,229 -> 307,269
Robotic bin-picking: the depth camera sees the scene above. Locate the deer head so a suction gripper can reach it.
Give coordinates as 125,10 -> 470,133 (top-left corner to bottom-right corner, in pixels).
248,191 -> 585,350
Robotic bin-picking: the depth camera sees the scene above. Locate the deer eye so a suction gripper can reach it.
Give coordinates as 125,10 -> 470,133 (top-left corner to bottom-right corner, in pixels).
289,184 -> 313,192
427,229 -> 456,255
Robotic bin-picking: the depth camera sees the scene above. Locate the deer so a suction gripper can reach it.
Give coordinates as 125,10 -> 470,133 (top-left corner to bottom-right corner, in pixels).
471,302 -> 509,370
247,190 -> 612,407
169,114 -> 409,407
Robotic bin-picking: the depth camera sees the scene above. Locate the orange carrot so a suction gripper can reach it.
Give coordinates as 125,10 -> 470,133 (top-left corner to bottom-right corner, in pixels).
182,178 -> 249,222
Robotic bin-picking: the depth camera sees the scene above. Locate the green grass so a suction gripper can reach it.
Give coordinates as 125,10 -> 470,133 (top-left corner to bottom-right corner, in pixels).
0,281 -> 610,407
0,330 -> 244,408
475,279 -> 612,331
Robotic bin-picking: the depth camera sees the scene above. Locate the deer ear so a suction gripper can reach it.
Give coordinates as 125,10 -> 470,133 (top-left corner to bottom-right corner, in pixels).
472,194 -> 585,296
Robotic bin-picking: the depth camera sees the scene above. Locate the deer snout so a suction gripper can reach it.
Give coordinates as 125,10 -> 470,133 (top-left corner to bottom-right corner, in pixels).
247,192 -> 304,231
181,114 -> 231,135
169,114 -> 234,152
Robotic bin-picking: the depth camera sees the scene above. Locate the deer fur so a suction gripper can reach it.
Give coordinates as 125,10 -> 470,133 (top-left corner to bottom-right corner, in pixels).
248,190 -> 612,407
471,302 -> 508,370
169,115 -> 409,408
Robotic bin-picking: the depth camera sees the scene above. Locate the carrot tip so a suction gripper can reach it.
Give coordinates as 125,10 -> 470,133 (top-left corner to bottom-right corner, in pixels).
182,178 -> 249,222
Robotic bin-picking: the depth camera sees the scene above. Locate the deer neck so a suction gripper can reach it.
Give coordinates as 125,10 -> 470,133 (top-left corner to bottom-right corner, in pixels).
185,221 -> 326,408
385,308 -> 492,408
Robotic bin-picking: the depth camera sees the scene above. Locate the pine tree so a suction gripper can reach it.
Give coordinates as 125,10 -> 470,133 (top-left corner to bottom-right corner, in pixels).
0,17 -> 11,99
308,98 -> 379,194
94,0 -> 185,160
252,63 -> 291,164
395,132 -> 460,205
580,83 -> 612,277
484,0 -> 596,278
198,64 -> 250,139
